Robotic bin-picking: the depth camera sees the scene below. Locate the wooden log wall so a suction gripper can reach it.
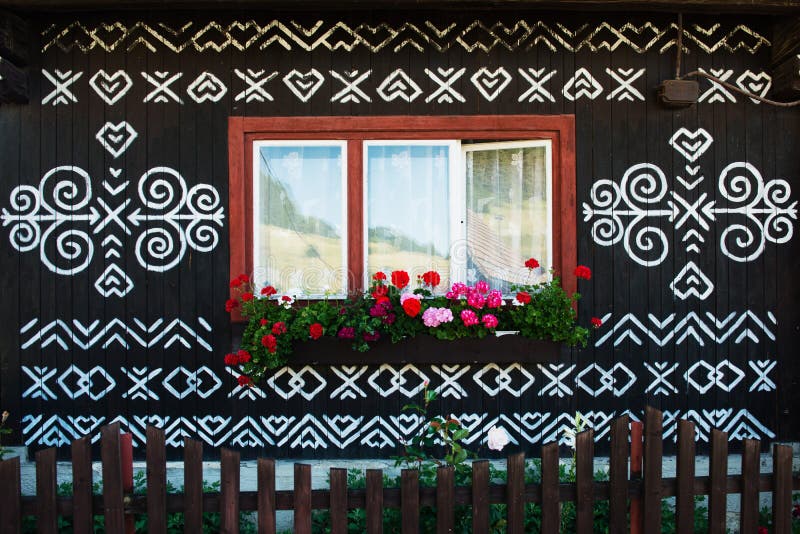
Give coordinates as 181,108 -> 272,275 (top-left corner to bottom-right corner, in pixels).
0,9 -> 797,459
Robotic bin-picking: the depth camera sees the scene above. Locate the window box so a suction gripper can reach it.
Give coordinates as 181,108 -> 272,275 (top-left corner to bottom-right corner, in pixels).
287,334 -> 562,366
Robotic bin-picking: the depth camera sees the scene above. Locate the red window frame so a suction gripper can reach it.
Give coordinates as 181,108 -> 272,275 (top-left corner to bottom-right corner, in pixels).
228,115 -> 577,321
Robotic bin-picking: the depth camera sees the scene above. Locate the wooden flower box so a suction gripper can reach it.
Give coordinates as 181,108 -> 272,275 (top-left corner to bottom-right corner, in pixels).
288,334 -> 563,366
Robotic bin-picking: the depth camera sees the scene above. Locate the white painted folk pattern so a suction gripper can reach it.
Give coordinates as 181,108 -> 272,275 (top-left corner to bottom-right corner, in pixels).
20,408 -> 775,448
1,165 -> 225,287
583,130 -> 798,270
21,359 -> 777,401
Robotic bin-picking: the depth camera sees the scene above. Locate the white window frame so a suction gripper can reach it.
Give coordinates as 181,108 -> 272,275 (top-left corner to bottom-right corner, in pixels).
252,139 -> 349,298
362,139 -> 462,289
461,139 -> 554,286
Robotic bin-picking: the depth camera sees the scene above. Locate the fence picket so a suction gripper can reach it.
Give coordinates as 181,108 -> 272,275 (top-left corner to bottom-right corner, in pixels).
437,466 -> 455,534
146,426 -> 167,534
401,469 -> 419,534
709,429 -> 728,534
101,423 -> 125,533
258,458 -> 276,534
740,438 -> 760,534
773,444 -> 792,534
294,464 -> 312,534
71,436 -> 93,534
471,460 -> 489,534
608,415 -> 628,534
183,439 -> 203,533
630,420 -> 643,534
365,468 -> 383,534
0,457 -> 21,534
329,467 -> 347,534
676,420 -> 696,534
575,430 -> 594,534
642,407 -> 663,534
220,448 -> 241,534
35,448 -> 56,534
540,442 -> 559,533
507,452 -> 525,534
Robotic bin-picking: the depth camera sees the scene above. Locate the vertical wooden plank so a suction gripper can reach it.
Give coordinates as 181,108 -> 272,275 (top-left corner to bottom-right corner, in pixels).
540,442 -> 559,534
101,424 -> 125,534
506,452 -> 524,534
642,407 -> 662,534
120,434 -> 134,534
471,461 -> 489,534
0,457 -> 21,534
629,420 -> 643,534
329,467 -> 347,534
436,466 -> 454,534
708,429 -> 728,534
676,420 -> 696,534
608,415 -> 628,534
35,448 -> 57,534
220,448 -> 241,534
401,469 -> 419,534
294,463 -> 312,534
258,458 -> 276,534
739,438 -> 760,534
146,427 -> 167,534
365,468 -> 383,534
71,436 -> 93,534
575,430 -> 594,534
183,439 -> 203,534
772,444 -> 792,534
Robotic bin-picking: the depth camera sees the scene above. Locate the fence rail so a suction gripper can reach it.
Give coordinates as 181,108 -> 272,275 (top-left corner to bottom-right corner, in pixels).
1,407 -> 798,534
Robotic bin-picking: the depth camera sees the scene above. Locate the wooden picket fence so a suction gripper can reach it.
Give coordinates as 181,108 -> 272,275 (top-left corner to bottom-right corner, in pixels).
0,407 -> 797,534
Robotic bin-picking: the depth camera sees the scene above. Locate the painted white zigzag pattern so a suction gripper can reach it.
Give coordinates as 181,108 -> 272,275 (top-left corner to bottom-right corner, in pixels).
595,311 -> 777,347
19,317 -> 213,351
20,408 -> 775,448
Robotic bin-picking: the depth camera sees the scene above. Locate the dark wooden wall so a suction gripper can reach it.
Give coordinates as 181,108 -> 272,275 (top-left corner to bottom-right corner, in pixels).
0,9 -> 797,458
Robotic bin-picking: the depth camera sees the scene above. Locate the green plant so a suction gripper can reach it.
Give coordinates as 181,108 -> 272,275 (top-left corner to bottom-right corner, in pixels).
228,259 -> 593,384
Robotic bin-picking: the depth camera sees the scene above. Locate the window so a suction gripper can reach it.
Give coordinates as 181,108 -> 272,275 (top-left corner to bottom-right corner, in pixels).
229,115 -> 576,312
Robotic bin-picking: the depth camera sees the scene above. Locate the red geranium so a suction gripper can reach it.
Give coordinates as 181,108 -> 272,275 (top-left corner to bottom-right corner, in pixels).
372,284 -> 389,302
225,298 -> 239,312
260,318 -> 268,326
391,270 -> 410,289
261,285 -> 277,296
421,270 -> 441,288
237,375 -> 253,387
402,298 -> 422,317
237,350 -> 252,363
241,292 -> 254,302
516,291 -> 531,305
261,334 -> 277,353
524,258 -> 540,270
574,265 -> 592,280
224,353 -> 237,365
372,271 -> 387,281
271,321 -> 287,335
309,323 -> 323,340
591,317 -> 602,329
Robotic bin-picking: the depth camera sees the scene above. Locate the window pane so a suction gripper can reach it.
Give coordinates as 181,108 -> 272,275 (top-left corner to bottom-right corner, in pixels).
464,141 -> 551,293
366,143 -> 452,284
254,143 -> 346,296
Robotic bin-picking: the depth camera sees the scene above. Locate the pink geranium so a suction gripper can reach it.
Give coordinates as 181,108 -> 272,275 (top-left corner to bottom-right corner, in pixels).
482,313 -> 498,329
460,309 -> 479,326
486,290 -> 503,308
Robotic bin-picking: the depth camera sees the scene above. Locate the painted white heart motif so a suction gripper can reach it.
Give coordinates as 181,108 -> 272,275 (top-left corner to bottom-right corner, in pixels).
187,71 -> 228,103
89,70 -> 133,105
94,263 -> 134,297
283,68 -> 325,102
735,70 -> 772,104
196,415 -> 232,438
471,67 -> 512,101
668,127 -> 713,163
95,121 -> 138,158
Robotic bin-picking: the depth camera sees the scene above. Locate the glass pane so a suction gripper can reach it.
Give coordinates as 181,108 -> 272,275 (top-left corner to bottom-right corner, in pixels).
366,144 -> 451,285
465,142 -> 550,293
254,143 -> 345,296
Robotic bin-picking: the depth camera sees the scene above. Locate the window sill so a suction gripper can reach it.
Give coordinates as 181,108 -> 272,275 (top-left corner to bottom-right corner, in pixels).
288,334 -> 562,366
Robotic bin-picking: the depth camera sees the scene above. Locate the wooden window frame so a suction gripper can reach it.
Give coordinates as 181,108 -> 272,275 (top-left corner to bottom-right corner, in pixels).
228,115 -> 577,321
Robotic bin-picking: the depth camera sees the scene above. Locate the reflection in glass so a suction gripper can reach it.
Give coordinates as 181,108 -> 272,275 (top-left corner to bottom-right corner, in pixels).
366,144 -> 452,285
254,143 -> 346,296
464,142 -> 551,294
